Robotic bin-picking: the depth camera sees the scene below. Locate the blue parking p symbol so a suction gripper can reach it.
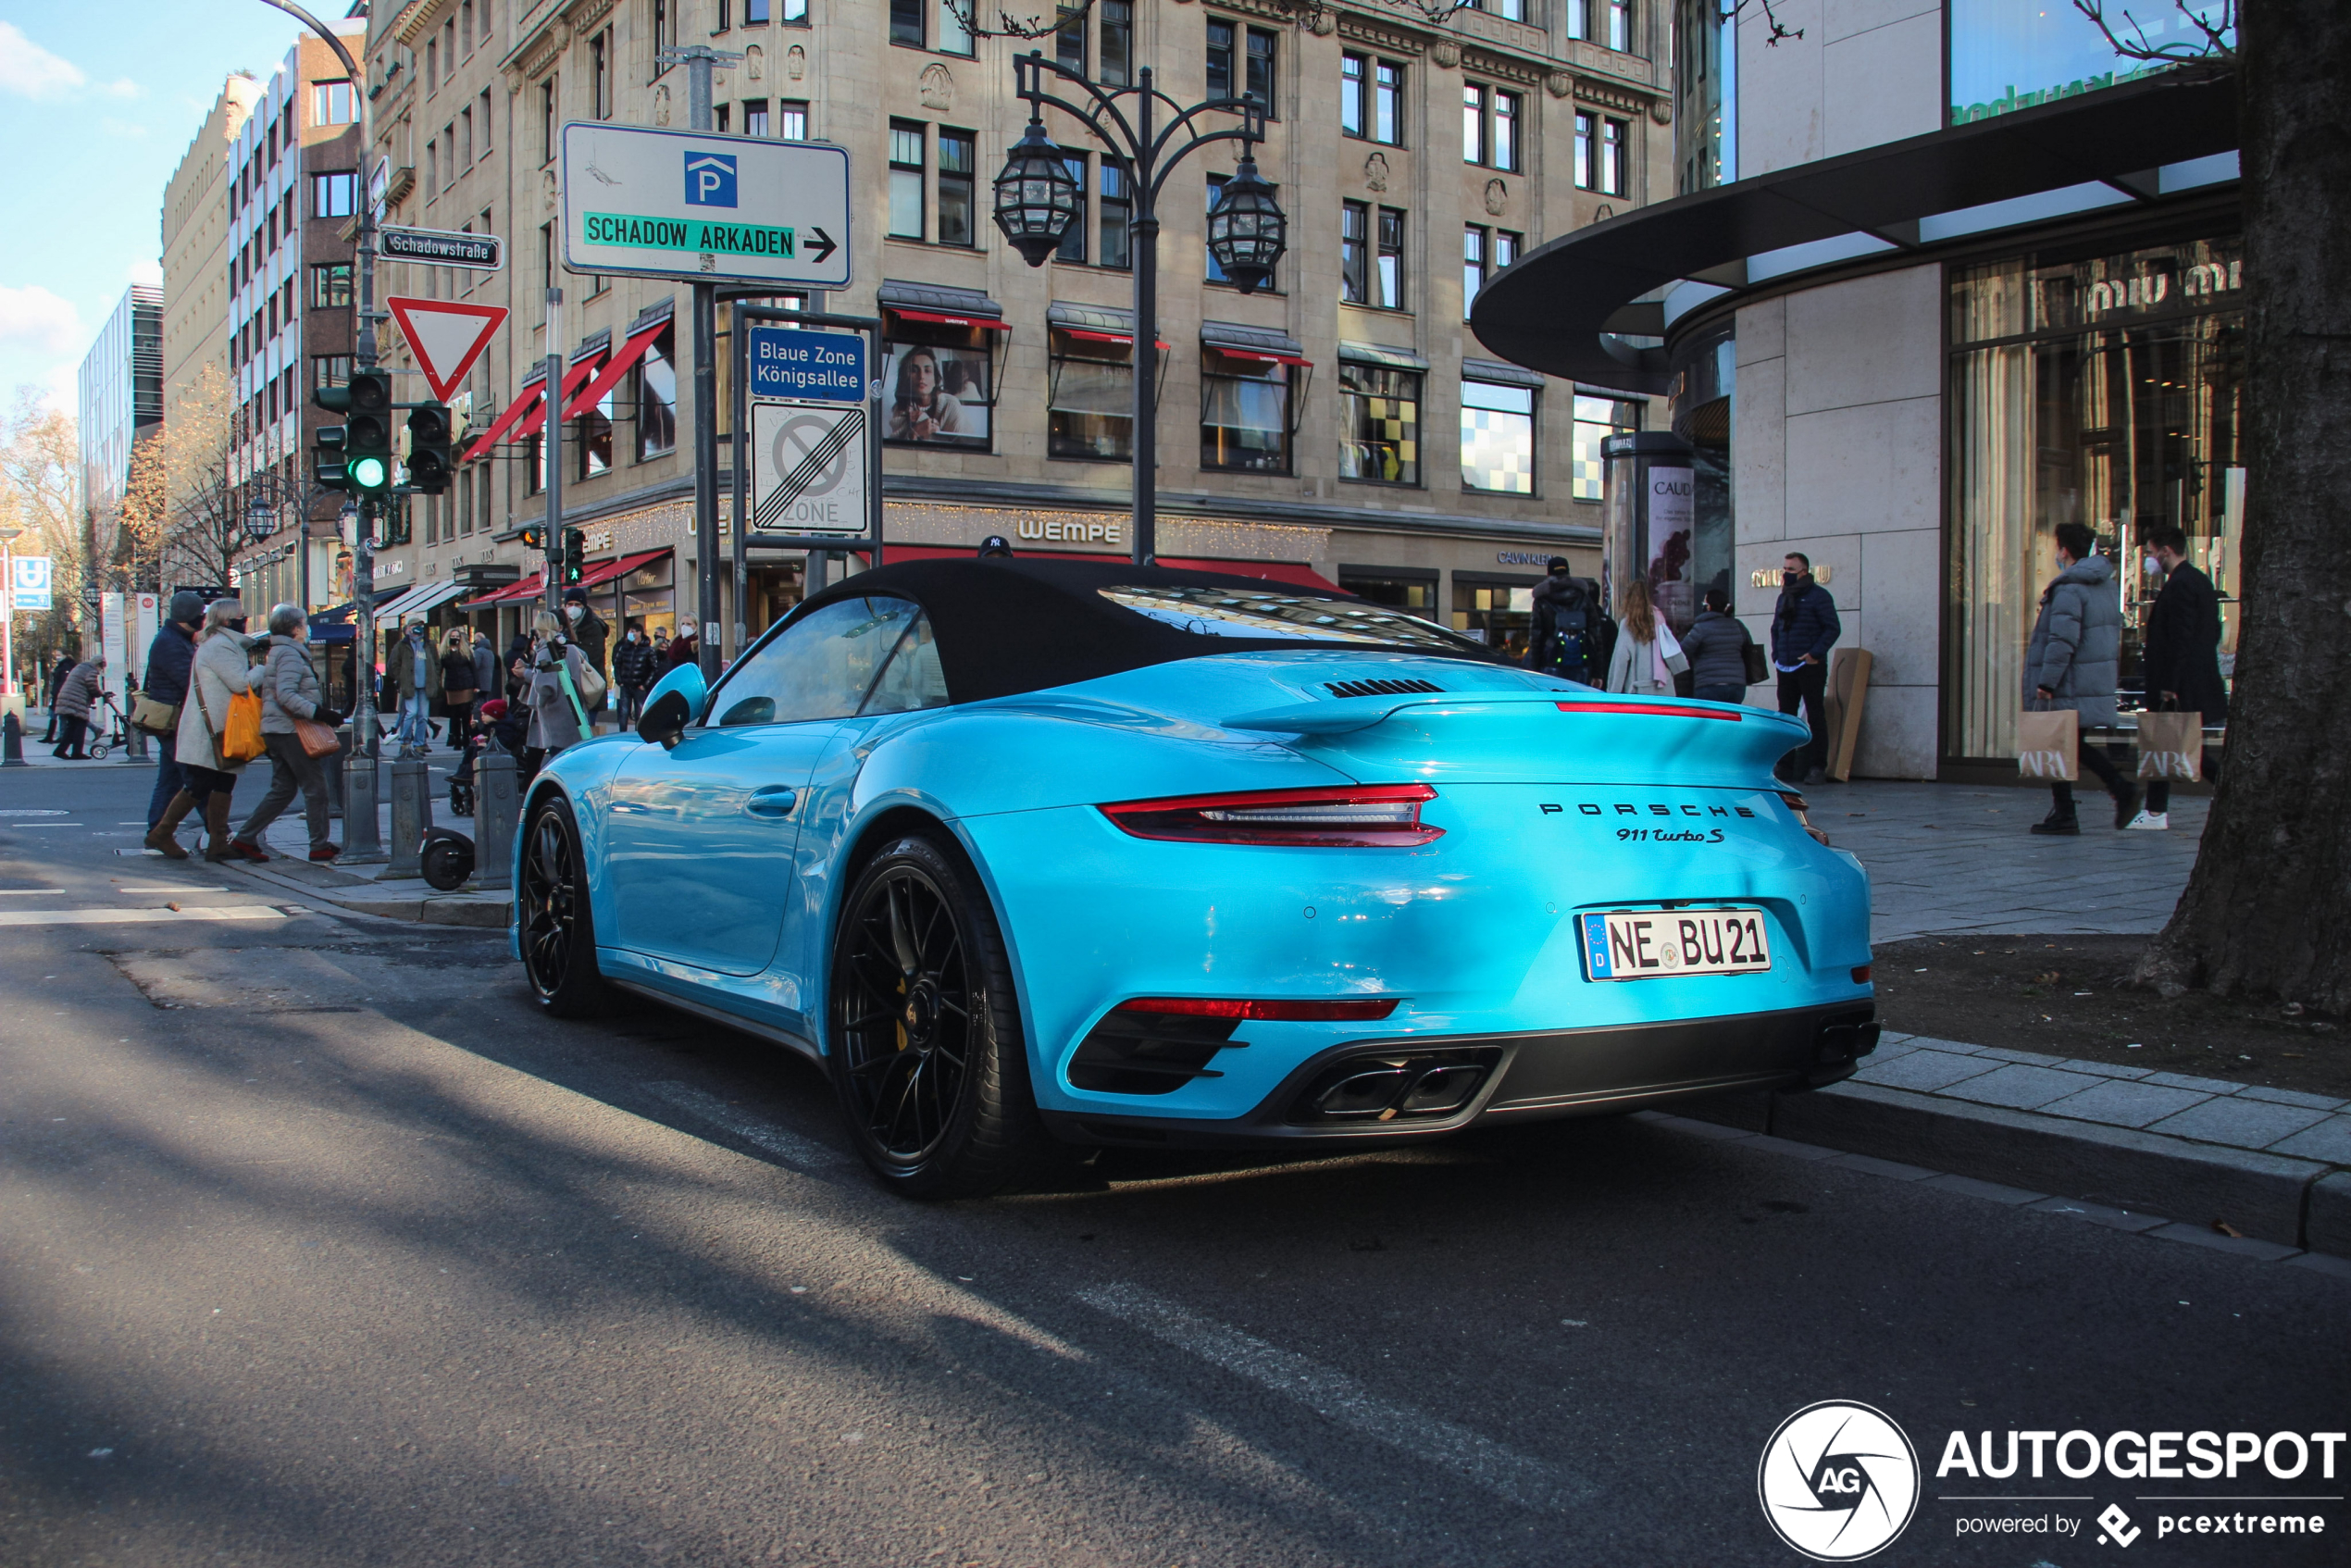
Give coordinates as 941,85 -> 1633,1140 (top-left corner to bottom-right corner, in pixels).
685,152 -> 738,207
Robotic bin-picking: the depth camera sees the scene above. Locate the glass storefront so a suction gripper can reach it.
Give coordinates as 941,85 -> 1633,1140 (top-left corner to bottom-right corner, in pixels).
1948,0 -> 2233,125
1945,233 -> 2245,761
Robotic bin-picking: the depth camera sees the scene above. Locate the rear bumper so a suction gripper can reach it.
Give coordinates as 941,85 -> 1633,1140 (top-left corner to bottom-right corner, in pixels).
1038,1001 -> 1878,1150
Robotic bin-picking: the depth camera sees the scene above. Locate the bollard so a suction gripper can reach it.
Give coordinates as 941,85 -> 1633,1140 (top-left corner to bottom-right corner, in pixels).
473,749 -> 518,891
342,741 -> 385,863
1,711 -> 25,767
321,727 -> 348,822
388,755 -> 433,877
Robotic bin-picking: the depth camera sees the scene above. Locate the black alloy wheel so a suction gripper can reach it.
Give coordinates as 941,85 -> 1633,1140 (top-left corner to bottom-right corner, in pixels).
828,834 -> 1043,1198
519,795 -> 605,1016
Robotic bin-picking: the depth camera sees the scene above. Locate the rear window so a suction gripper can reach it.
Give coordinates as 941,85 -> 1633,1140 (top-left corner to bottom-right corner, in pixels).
1100,585 -> 1493,654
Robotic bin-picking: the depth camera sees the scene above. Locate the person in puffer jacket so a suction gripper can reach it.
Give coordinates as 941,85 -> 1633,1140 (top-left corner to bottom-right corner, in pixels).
225,604 -> 344,863
2023,522 -> 2139,834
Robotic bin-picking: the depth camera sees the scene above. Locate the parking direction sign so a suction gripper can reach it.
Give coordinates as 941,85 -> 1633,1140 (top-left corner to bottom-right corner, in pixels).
9,556 -> 52,612
748,327 -> 866,403
562,123 -> 851,289
750,403 -> 868,536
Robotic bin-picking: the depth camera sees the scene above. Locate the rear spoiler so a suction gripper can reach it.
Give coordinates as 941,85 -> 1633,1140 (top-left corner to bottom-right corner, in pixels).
1223,692 -> 1773,737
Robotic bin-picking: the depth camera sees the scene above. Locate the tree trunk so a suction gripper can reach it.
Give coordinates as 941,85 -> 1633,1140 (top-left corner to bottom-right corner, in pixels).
2135,0 -> 2351,1010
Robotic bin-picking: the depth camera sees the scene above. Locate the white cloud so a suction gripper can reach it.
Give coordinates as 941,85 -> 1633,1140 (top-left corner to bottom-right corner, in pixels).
103,77 -> 141,99
128,259 -> 162,288
0,283 -> 81,357
0,21 -> 86,99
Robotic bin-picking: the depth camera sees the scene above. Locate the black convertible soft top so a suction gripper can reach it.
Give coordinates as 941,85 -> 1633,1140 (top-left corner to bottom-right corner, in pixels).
787,558 -> 1504,704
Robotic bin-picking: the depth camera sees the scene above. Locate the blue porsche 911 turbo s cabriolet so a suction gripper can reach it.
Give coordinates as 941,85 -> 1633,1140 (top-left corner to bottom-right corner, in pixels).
513,558 -> 1877,1197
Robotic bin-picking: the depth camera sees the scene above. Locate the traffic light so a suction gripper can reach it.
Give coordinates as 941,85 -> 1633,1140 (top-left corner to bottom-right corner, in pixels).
405,403 -> 454,494
312,425 -> 349,492
516,524 -> 545,552
562,526 -> 587,585
317,367 -> 394,496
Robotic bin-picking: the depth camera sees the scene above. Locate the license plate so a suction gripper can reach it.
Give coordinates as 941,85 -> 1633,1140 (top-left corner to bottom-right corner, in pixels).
1580,908 -> 1773,980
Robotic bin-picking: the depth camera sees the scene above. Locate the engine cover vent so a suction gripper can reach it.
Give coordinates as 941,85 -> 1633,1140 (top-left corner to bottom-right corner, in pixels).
1324,678 -> 1443,700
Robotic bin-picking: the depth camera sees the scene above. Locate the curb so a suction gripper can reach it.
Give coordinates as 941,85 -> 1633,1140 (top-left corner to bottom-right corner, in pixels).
1686,1078 -> 2339,1253
218,858 -> 511,929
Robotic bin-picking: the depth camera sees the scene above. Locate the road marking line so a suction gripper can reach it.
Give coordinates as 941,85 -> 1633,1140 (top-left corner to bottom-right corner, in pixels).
117,885 -> 237,894
1075,1282 -> 1574,1511
643,1081 -> 848,1170
0,890 -> 65,895
0,906 -> 289,927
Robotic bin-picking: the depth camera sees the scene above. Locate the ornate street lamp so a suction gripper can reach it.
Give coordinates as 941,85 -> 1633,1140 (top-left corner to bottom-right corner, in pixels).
994,51 -> 1287,565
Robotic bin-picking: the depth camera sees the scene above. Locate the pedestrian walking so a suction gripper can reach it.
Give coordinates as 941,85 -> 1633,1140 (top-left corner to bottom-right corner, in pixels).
154,598 -> 258,863
523,609 -> 592,778
48,654 -> 105,759
388,618 -> 442,756
2128,524 -> 2228,830
139,591 -> 205,829
39,652 -> 74,742
2025,521 -> 2139,835
440,627 -> 480,745
504,627 -> 535,701
563,588 -> 609,683
1604,579 -> 1678,698
469,628 -> 499,708
1681,587 -> 1755,706
1523,557 -> 1606,686
612,617 -> 657,728
1771,552 -> 1841,784
224,604 -> 343,863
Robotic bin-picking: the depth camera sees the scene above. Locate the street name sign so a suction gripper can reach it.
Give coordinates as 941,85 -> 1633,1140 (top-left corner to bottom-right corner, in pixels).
560,122 -> 852,290
750,402 -> 868,536
385,297 -> 509,402
748,326 -> 866,403
380,225 -> 504,269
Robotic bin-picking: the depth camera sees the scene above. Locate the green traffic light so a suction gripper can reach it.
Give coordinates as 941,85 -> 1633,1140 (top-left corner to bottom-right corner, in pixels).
350,455 -> 390,491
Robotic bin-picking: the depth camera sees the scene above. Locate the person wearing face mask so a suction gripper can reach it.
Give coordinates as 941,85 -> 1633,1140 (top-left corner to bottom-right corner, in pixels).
562,587 -> 609,688
524,608 -> 592,776
2130,525 -> 2227,829
388,617 -> 443,757
2025,522 -> 2138,834
156,599 -> 258,862
611,616 -> 657,728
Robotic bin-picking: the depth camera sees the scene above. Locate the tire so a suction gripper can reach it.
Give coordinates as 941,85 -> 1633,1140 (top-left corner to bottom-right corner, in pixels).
518,794 -> 606,1017
827,833 -> 1044,1200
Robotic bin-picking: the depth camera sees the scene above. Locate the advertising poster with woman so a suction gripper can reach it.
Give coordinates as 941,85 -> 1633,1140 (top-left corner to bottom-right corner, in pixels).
882,342 -> 990,445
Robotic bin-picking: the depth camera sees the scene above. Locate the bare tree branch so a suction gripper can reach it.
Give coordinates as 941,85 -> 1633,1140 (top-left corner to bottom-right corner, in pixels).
2071,0 -> 2237,66
1717,0 -> 1805,47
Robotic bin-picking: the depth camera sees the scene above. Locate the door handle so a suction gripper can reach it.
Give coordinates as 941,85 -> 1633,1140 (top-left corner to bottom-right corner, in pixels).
745,786 -> 796,818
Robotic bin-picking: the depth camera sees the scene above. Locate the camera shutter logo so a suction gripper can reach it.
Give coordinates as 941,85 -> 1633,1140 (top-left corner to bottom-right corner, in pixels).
1757,1400 -> 1920,1561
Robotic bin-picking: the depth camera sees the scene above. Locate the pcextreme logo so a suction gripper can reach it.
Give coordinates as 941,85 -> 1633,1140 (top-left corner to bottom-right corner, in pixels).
1758,1400 -> 1922,1562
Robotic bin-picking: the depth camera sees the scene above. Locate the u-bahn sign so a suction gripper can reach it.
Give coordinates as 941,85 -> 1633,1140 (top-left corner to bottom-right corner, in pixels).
560,122 -> 852,290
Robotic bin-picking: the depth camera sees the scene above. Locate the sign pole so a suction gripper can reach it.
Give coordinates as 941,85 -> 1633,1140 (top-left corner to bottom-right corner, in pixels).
544,287 -> 565,618
676,48 -> 733,687
731,298 -> 747,660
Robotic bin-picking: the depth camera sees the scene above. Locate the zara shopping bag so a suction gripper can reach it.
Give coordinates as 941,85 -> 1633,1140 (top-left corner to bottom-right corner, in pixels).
2134,710 -> 2204,782
2016,708 -> 2079,782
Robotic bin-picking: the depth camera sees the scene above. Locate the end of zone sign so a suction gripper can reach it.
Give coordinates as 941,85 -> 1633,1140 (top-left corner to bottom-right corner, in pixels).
560,122 -> 851,290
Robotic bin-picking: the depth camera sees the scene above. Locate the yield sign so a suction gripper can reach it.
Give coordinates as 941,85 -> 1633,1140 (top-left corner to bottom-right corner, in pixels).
385,296 -> 507,401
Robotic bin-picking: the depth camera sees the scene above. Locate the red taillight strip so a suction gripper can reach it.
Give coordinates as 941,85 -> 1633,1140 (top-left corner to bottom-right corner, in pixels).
1556,701 -> 1744,721
1116,997 -> 1401,1021
1105,782 -> 1435,816
1099,783 -> 1443,847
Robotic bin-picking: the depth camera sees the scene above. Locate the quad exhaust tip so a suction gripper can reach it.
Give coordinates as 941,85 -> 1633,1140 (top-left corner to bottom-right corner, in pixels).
1291,1049 -> 1503,1124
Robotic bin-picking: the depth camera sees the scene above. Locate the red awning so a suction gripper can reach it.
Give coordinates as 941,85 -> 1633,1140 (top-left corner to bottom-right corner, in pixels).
457,548 -> 671,610
1058,328 -> 1172,348
459,382 -> 542,464
515,357 -> 603,441
562,320 -> 665,419
1210,347 -> 1312,367
461,571 -> 542,608
887,307 -> 1012,331
463,357 -> 604,463
877,544 -> 1337,591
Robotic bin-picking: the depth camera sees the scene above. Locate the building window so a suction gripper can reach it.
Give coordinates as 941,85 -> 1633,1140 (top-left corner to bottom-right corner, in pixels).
883,330 -> 993,448
310,263 -> 353,307
1341,201 -> 1369,304
890,0 -> 923,46
479,89 -> 492,154
1461,379 -> 1536,493
743,99 -> 771,137
1056,155 -> 1089,263
1572,393 -> 1640,501
426,38 -> 438,95
635,324 -> 678,459
1462,226 -> 1520,317
1206,19 -> 1277,115
311,80 -> 355,125
1099,157 -> 1132,268
311,170 -> 355,217
1474,0 -> 1527,18
1338,363 -> 1420,486
1341,55 -> 1403,144
592,30 -> 613,118
745,0 -> 772,21
1465,83 -> 1520,169
1049,332 -> 1133,461
1200,350 -> 1292,472
938,0 -> 975,55
1606,0 -> 1633,52
1056,5 -> 1086,72
425,139 -> 439,200
579,380 -> 615,478
1376,206 -> 1406,309
1337,569 -> 1438,619
540,79 -> 556,165
1100,1 -> 1133,85
461,106 -> 473,168
779,100 -> 809,140
715,105 -> 730,132
526,430 -> 545,495
888,121 -> 925,239
1598,116 -> 1627,195
1206,173 -> 1278,288
653,0 -> 671,57
782,0 -> 808,19
312,354 -> 353,390
938,129 -> 977,246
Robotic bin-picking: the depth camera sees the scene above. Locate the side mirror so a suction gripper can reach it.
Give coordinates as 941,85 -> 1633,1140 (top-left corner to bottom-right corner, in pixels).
636,662 -> 707,750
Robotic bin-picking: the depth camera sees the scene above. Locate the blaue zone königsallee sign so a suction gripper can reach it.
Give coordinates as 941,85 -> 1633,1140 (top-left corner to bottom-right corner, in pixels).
560,122 -> 852,290
748,327 -> 866,403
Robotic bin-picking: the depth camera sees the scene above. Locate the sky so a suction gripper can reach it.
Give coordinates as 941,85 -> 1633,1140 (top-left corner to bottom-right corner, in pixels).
0,3 -> 342,415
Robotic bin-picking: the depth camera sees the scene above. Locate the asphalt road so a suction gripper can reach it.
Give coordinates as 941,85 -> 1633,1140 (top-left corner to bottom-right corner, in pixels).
4,762 -> 2345,1567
